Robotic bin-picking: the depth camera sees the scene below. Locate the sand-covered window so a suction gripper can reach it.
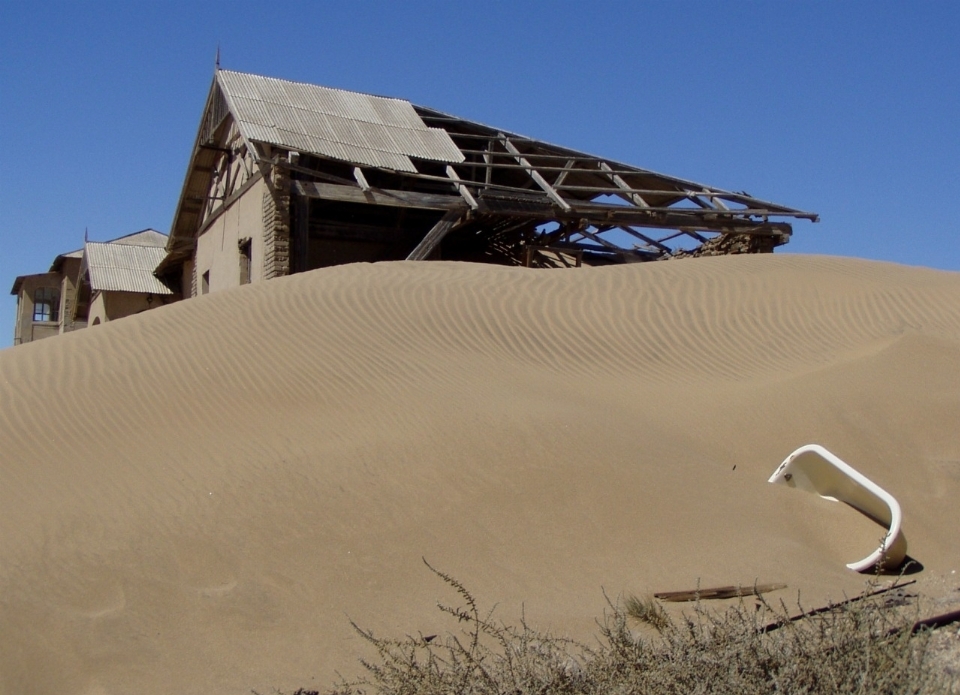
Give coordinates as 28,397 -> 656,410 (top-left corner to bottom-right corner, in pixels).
32,287 -> 59,322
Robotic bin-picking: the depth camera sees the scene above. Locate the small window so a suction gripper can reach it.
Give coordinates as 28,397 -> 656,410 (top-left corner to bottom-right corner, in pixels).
239,238 -> 252,285
201,270 -> 210,295
33,287 -> 59,322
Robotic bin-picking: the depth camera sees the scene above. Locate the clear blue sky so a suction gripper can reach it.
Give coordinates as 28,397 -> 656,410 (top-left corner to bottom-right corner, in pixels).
2,2 -> 958,346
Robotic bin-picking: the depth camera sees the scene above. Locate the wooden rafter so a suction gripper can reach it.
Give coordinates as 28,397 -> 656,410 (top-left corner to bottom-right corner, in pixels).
500,135 -> 572,211
599,161 -> 650,208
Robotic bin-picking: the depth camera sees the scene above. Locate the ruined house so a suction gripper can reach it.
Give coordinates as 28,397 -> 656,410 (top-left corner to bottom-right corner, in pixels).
155,69 -> 817,297
10,229 -> 173,345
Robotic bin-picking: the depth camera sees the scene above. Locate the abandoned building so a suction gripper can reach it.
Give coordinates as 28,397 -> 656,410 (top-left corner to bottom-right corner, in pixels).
155,69 -> 818,297
11,69 -> 818,345
10,229 -> 173,345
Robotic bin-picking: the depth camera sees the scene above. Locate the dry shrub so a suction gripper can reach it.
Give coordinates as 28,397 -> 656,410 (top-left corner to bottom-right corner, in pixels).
291,561 -> 957,695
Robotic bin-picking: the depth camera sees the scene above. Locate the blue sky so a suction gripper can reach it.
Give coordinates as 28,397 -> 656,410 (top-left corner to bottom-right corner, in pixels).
2,2 -> 958,346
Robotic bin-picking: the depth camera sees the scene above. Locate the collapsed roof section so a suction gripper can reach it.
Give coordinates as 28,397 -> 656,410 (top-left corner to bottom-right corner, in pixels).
163,70 -> 817,276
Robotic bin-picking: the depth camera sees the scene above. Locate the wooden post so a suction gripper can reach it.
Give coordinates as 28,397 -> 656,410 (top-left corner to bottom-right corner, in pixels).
292,195 -> 309,273
406,207 -> 468,261
445,166 -> 479,210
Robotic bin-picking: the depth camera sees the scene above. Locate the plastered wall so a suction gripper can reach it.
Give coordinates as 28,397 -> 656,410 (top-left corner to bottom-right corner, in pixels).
194,178 -> 267,295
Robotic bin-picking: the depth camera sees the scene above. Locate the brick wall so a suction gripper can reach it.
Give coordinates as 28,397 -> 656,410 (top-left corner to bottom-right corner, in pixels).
262,155 -> 291,279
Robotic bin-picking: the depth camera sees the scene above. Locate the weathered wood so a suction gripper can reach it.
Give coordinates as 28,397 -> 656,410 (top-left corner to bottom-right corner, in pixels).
600,161 -> 650,208
468,196 -> 795,236
709,194 -> 731,211
689,193 -> 722,211
911,608 -> 960,633
484,144 -> 493,186
445,166 -> 479,210
292,181 -> 460,211
293,195 -> 309,272
621,226 -> 674,254
524,245 -> 583,268
501,136 -> 572,211
573,228 -> 660,261
553,159 -> 576,189
574,227 -> 626,253
406,207 -> 469,261
655,583 -> 788,603
353,167 -> 371,191
760,580 -> 916,634
194,170 -> 265,238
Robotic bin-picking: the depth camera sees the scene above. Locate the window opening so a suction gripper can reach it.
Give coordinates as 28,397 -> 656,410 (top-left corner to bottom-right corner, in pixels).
33,287 -> 59,322
239,238 -> 252,285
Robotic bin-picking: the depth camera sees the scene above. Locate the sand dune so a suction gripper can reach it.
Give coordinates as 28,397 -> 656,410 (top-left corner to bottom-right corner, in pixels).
1,254 -> 959,694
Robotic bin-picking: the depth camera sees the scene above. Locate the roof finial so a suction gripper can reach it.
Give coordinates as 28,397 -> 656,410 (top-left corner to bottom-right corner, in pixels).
84,227 -> 88,243
215,44 -> 221,71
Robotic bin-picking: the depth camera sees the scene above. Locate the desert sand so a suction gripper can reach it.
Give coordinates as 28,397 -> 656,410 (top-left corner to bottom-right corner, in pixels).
1,254 -> 959,694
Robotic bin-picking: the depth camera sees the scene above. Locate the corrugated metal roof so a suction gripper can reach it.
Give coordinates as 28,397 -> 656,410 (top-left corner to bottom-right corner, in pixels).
85,242 -> 172,295
217,71 -> 464,172
105,229 -> 168,247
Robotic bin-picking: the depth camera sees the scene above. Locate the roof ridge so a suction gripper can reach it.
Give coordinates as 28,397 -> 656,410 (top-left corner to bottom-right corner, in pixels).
218,69 -> 406,105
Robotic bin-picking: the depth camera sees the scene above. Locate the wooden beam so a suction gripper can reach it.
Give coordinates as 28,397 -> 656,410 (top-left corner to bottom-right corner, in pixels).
293,195 -> 309,272
195,170 -> 265,237
353,167 -> 371,191
406,207 -> 468,261
500,136 -> 572,211
655,583 -> 787,603
292,181 -> 460,211
468,196 -> 795,236
572,228 -> 656,261
553,159 -> 576,189
484,143 -> 493,186
708,193 -> 730,211
445,166 -> 479,210
621,226 -> 674,254
599,161 -> 649,208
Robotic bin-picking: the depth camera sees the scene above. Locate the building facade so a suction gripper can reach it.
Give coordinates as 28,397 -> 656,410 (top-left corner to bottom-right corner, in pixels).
10,230 -> 173,345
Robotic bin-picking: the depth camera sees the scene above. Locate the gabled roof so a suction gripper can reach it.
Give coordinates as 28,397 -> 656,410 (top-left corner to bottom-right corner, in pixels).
83,241 -> 172,295
216,70 -> 464,173
12,229 -> 170,296
163,70 -> 818,271
102,228 -> 168,248
10,271 -> 61,296
48,248 -> 83,273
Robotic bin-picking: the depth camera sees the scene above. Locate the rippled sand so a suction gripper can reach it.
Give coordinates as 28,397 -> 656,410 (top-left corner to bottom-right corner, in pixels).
2,255 -> 958,694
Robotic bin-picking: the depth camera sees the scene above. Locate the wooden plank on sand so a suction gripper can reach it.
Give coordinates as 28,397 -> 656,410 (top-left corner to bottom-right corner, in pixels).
654,583 -> 788,603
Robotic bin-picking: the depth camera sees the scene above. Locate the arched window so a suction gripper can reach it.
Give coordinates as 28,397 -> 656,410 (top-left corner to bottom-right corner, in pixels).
33,287 -> 60,322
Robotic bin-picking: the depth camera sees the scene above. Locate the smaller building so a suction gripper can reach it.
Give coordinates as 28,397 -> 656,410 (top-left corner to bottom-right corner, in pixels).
10,229 -> 174,345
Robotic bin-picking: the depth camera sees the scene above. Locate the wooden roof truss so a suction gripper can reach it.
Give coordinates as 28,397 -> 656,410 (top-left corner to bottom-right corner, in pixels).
280,106 -> 817,267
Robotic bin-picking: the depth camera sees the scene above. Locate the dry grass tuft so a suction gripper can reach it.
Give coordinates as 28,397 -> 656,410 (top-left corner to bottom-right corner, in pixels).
285,561 -> 958,695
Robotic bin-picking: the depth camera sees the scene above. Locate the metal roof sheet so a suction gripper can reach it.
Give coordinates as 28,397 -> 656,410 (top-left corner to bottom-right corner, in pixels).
107,229 -> 168,248
85,242 -> 172,295
217,71 -> 464,172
